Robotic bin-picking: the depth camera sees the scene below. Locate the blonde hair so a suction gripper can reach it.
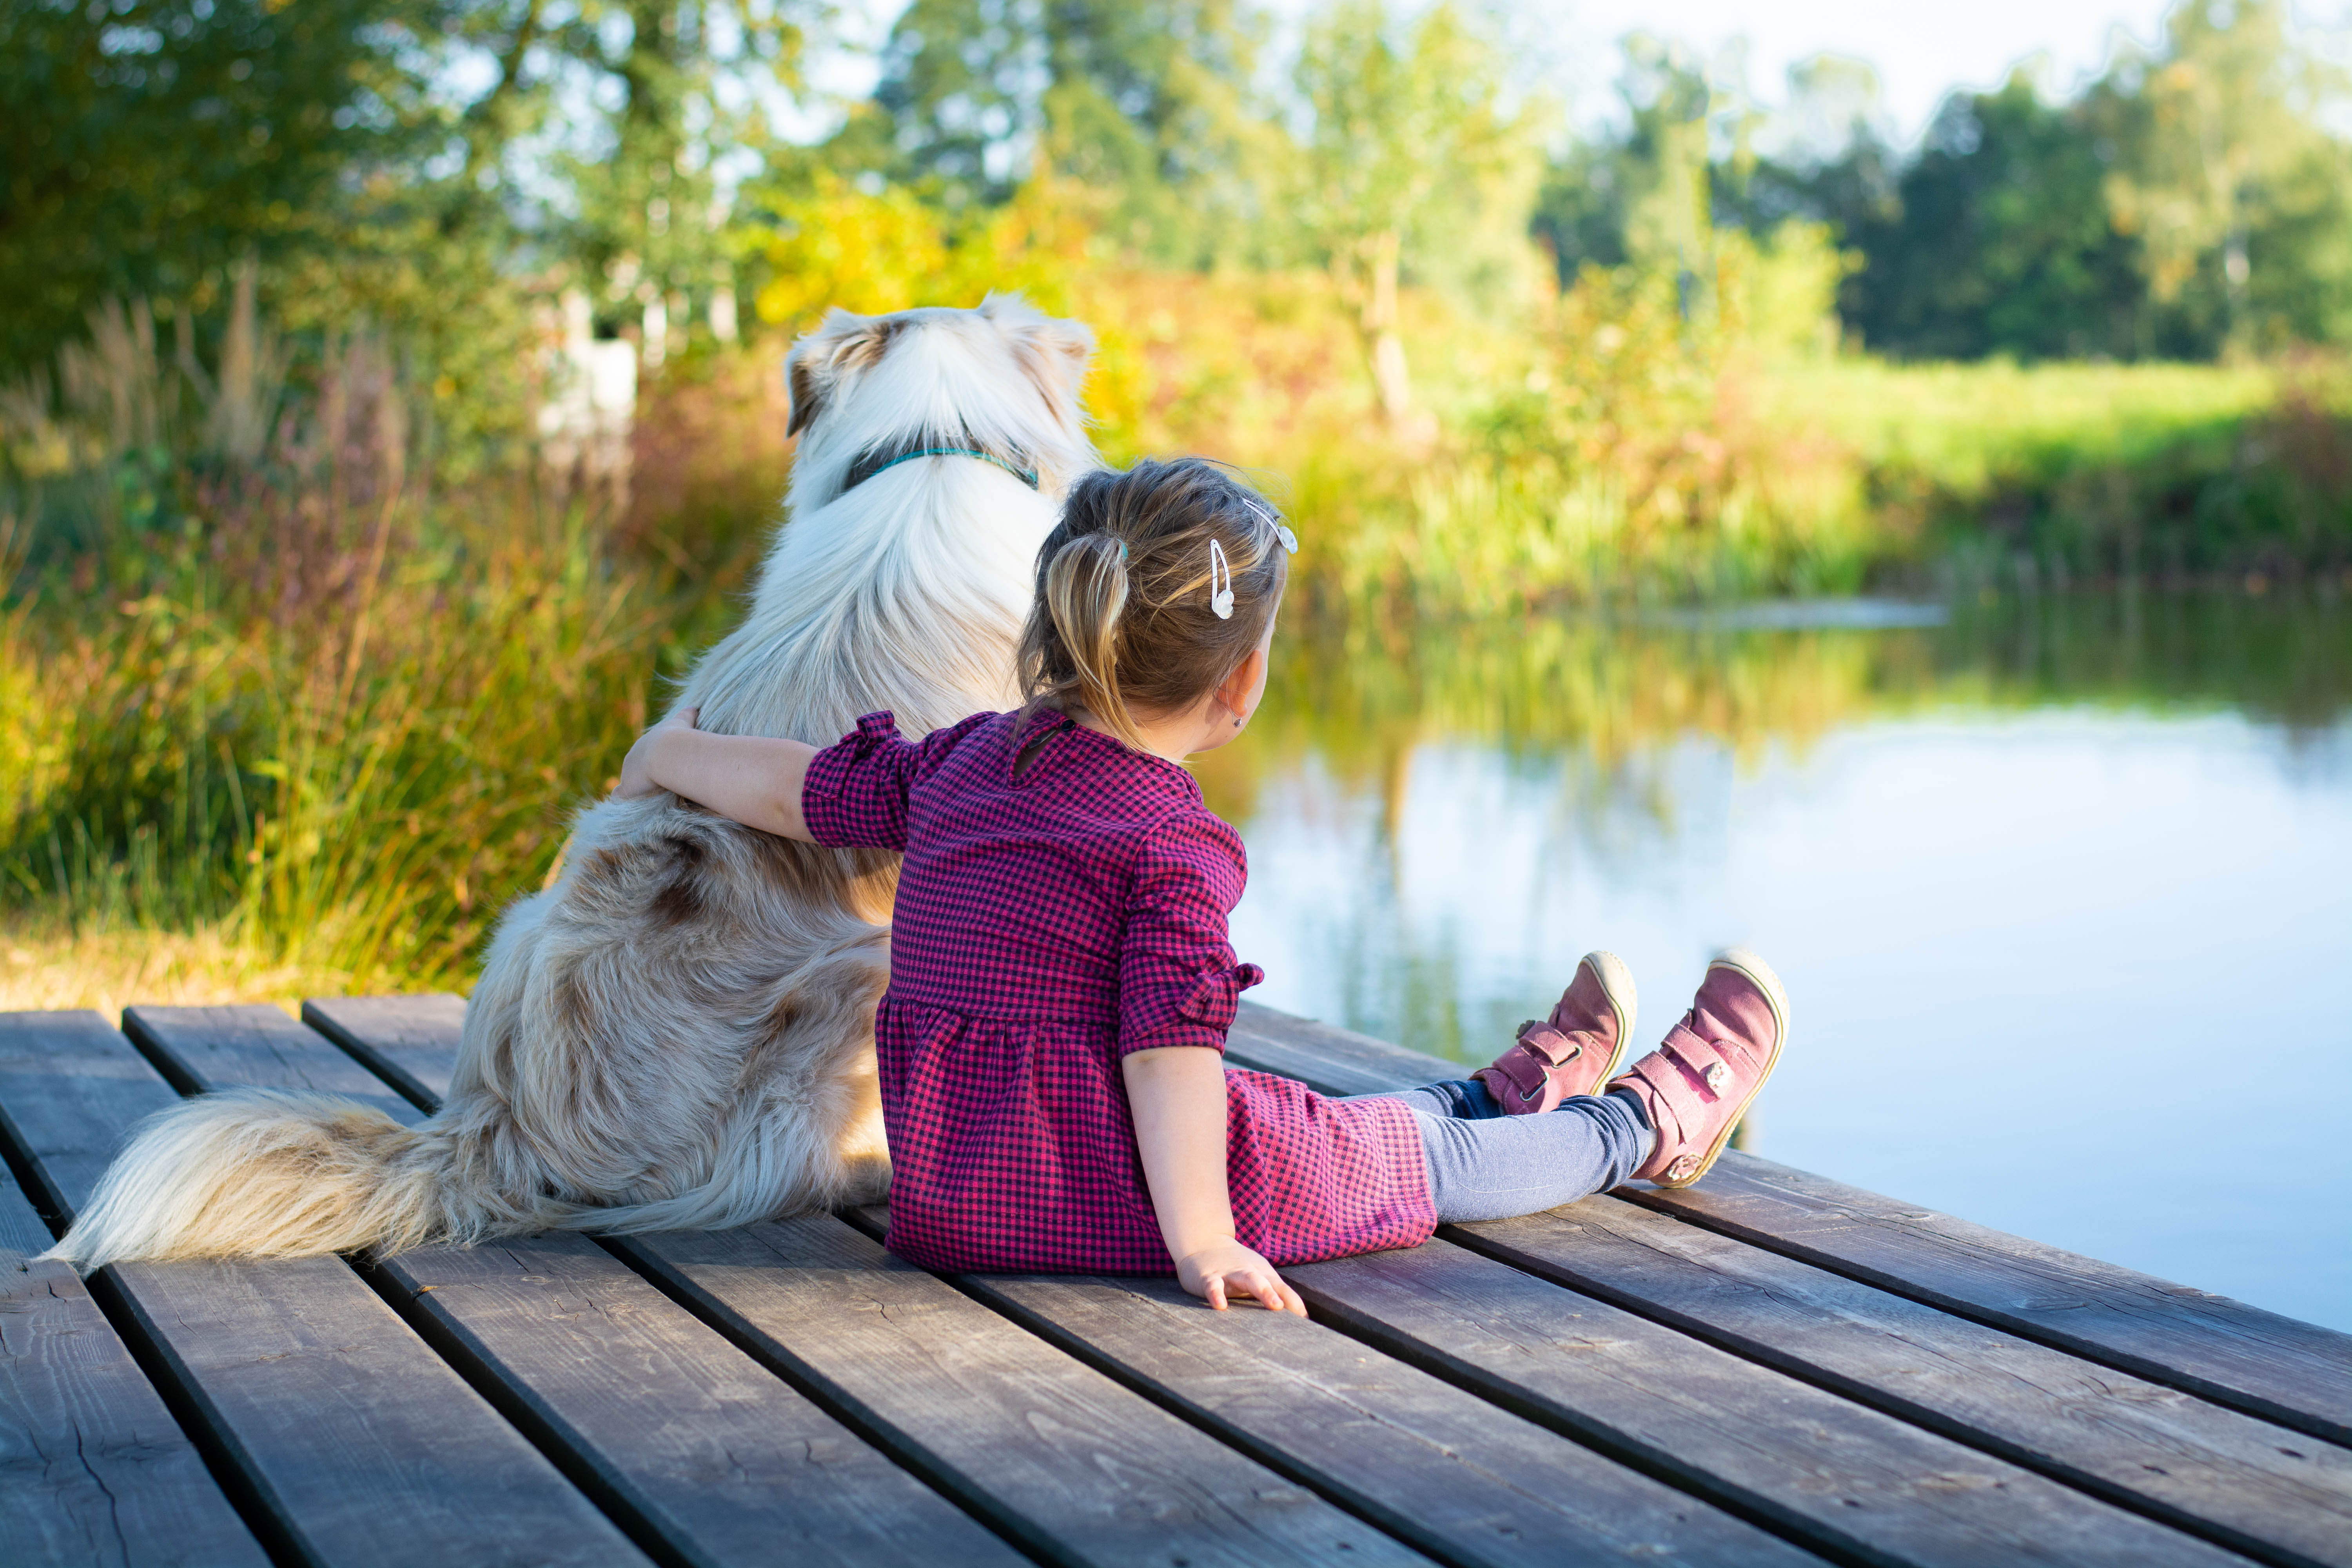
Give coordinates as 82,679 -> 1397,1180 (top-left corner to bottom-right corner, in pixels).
1017,458 -> 1291,751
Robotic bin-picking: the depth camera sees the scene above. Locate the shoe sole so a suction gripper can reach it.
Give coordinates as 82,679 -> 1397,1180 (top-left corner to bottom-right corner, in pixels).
1581,949 -> 1638,1086
1650,945 -> 1788,1189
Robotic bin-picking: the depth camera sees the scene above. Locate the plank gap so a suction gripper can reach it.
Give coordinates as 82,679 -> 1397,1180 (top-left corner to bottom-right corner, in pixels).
299,1000 -> 444,1114
831,1205 -> 1495,1568
116,1009 -> 213,1098
74,1261 -> 318,1568
0,1090 -> 282,1568
0,1096 -> 73,1233
1437,1220 -> 2330,1568
348,1250 -> 702,1568
593,1232 -> 1061,1568
1613,1186 -> 2352,1449
1289,1277 -> 1893,1568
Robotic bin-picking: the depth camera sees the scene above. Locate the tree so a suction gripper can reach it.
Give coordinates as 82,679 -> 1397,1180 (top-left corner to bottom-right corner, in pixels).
1845,74 -> 2147,360
1295,0 -> 1538,420
0,0 -> 438,373
2101,0 -> 2352,352
841,0 -> 1275,266
549,2 -> 815,341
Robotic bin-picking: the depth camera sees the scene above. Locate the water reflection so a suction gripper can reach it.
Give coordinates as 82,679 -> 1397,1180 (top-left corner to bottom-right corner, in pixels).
1208,593 -> 2352,1331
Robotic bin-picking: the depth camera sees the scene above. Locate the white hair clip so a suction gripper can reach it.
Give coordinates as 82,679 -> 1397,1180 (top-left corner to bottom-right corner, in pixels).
1243,496 -> 1299,555
1208,537 -> 1234,619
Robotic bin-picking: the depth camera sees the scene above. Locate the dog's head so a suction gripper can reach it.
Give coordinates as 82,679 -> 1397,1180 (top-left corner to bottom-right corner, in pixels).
782,295 -> 1097,514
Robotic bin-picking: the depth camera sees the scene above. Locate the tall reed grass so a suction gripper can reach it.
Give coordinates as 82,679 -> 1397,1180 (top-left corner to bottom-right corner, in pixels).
7,250 -> 2349,1006
3,290 -> 679,995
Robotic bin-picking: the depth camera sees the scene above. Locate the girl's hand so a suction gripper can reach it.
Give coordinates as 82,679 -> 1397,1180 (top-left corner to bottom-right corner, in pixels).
1176,1239 -> 1307,1315
617,707 -> 699,799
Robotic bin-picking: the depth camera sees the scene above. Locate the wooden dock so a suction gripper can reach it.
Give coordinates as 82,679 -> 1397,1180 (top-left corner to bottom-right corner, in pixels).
5,997 -> 2349,1568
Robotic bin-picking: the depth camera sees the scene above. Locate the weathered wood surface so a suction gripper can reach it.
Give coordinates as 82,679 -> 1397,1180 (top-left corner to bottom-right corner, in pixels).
0,1010 -> 181,1225
300,994 -> 466,1115
1228,1002 -> 1454,1098
1454,1201 -> 2352,1568
1227,999 -> 2352,1448
1628,1154 -> 2352,1448
620,1215 -> 1431,1568
844,1205 -> 1822,1568
0,1126 -> 268,1568
311,1000 -> 1030,1568
121,1003 -> 425,1128
1292,1238 -> 2256,1568
368,1233 -> 1027,1568
12,991 -> 2348,1568
0,1011 -> 653,1568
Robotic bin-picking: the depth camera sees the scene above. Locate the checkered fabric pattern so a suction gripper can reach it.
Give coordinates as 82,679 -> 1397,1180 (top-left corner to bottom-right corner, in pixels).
802,708 -> 1437,1274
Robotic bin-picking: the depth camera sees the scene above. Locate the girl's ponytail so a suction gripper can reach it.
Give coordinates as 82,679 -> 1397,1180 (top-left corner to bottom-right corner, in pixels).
1018,457 -> 1291,751
1040,534 -> 1148,751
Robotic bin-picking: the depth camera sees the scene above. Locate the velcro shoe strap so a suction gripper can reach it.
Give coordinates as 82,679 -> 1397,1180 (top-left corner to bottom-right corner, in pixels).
1619,1051 -> 1708,1145
1514,1020 -> 1586,1067
1480,1044 -> 1554,1103
1659,1031 -> 1737,1099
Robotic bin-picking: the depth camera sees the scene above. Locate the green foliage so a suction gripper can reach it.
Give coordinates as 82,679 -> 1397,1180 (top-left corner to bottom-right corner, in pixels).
1292,1 -> 1543,416
1838,78 -> 2149,361
552,2 -> 815,318
844,0 -> 1274,266
1775,357 -> 2352,583
1570,1 -> 2352,361
1,322 -> 678,988
0,0 -> 436,374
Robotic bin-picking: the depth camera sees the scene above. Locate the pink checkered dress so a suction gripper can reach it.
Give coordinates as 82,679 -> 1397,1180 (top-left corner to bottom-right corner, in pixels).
801,708 -> 1436,1274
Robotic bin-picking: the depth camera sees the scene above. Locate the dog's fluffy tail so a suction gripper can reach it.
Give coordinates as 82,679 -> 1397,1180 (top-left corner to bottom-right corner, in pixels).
41,1088 -> 520,1267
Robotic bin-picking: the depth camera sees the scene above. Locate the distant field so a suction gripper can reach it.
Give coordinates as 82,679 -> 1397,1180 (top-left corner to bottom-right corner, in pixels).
1766,359 -> 2282,499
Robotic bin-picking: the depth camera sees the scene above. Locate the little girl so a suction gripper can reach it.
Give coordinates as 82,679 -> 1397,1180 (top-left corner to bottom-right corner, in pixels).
618,457 -> 1786,1311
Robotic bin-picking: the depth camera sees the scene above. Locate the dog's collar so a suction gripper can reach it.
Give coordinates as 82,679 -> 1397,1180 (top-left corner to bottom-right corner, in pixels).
842,445 -> 1040,494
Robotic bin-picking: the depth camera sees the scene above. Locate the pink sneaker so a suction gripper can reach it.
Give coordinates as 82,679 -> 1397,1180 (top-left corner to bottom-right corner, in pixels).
1474,951 -> 1638,1115
1610,947 -> 1788,1188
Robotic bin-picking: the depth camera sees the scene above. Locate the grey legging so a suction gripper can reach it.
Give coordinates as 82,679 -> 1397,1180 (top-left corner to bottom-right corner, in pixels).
1356,1078 -> 1656,1223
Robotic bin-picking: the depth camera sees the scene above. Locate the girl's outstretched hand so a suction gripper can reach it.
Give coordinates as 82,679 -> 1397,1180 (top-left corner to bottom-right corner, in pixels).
1176,1239 -> 1307,1315
617,708 -> 699,799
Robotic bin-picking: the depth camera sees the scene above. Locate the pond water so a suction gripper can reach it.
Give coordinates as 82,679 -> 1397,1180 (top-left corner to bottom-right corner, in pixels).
1199,592 -> 2352,1332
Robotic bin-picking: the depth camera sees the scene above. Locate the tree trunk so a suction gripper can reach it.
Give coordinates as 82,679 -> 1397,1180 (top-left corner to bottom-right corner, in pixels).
1362,228 -> 1411,420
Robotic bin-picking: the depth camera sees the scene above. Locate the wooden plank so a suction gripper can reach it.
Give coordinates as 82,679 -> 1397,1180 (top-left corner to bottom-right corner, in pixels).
295,1003 -> 1028,1568
618,1215 -> 1433,1568
367,1233 -> 1028,1568
1227,1003 -> 1452,1097
1453,1201 -> 2352,1568
1628,1152 -> 2352,1447
1,1009 -> 652,1568
1290,1238 -> 2257,1568
299,996 -> 465,1114
0,1011 -> 184,1226
864,1216 -> 1821,1568
1229,1000 -> 2352,1448
1,1139 -> 269,1568
121,1005 -> 423,1128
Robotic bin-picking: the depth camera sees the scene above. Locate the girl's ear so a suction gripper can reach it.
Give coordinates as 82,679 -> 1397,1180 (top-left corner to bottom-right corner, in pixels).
1214,645 -> 1267,719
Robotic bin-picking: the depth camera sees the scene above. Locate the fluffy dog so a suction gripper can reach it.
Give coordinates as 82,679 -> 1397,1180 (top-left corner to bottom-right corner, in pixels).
49,296 -> 1099,1265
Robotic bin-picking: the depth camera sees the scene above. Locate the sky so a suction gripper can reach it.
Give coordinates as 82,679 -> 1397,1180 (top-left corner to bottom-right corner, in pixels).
1514,0 -> 2180,141
805,2 -> 2348,151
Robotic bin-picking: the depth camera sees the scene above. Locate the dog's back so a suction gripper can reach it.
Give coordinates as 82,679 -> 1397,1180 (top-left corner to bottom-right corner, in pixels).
46,298 -> 1099,1266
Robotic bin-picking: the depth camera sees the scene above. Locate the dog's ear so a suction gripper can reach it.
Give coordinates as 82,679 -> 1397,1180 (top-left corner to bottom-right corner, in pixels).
981,293 -> 1094,428
786,310 -> 898,439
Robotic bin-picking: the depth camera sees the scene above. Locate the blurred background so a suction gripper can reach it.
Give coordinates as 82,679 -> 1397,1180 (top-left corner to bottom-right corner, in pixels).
3,0 -> 2347,1325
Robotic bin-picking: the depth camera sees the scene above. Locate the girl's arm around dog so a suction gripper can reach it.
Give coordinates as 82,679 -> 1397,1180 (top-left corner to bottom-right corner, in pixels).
617,708 -> 818,840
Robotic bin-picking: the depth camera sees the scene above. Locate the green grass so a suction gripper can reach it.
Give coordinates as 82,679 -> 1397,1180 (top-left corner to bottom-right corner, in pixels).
5,291 -> 2350,1004
1772,360 -> 2281,499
